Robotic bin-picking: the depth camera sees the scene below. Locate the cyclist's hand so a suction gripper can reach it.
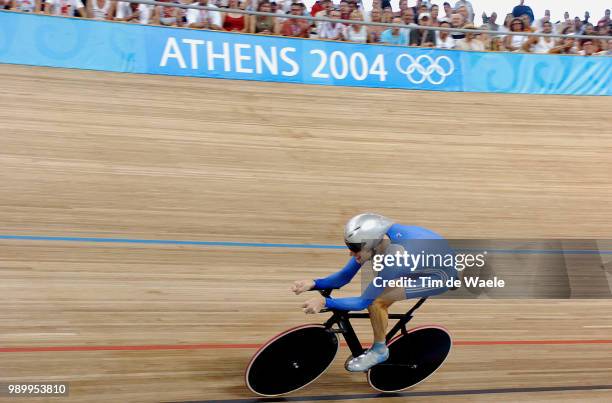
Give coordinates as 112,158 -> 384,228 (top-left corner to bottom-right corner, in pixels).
291,279 -> 315,295
302,296 -> 325,314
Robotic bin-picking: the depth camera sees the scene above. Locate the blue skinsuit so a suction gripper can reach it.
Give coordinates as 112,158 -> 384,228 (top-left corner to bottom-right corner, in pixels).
313,224 -> 456,311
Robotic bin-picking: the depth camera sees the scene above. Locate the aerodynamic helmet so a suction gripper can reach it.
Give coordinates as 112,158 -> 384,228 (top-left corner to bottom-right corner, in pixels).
344,213 -> 394,253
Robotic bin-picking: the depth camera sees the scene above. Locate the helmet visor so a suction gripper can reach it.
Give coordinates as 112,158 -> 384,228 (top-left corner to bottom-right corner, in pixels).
345,242 -> 364,253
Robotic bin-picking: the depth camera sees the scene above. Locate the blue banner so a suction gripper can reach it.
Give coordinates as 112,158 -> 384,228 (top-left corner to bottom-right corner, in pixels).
1,11 -> 610,95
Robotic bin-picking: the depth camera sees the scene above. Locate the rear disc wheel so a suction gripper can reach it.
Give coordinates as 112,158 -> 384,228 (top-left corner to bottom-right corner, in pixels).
368,326 -> 452,393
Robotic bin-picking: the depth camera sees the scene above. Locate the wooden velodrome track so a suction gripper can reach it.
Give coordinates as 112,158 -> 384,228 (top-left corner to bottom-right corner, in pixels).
1,63 -> 611,403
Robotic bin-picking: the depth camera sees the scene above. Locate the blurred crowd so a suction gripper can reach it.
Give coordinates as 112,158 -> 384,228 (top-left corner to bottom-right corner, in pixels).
3,0 -> 611,55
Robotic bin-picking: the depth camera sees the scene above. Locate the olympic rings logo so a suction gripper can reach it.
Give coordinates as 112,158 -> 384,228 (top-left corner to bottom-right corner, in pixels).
395,54 -> 455,85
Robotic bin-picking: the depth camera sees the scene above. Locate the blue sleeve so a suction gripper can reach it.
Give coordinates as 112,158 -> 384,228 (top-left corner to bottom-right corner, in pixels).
325,296 -> 374,311
322,245 -> 411,311
313,257 -> 362,290
323,267 -> 390,311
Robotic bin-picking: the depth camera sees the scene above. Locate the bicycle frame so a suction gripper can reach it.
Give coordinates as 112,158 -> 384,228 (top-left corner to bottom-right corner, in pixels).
320,290 -> 428,358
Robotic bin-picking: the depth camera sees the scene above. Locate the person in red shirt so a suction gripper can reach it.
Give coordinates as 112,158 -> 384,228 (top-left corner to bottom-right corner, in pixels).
281,3 -> 310,37
310,0 -> 327,17
339,0 -> 350,20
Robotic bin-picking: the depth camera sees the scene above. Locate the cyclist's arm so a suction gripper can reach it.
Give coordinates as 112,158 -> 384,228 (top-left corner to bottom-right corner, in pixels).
324,296 -> 375,311
323,268 -> 393,311
312,257 -> 362,290
323,245 -> 408,311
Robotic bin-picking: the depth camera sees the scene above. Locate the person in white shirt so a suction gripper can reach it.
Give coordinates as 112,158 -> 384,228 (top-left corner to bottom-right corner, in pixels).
343,10 -> 367,43
87,0 -> 112,20
186,0 -> 222,29
524,21 -> 556,53
435,20 -> 455,49
112,2 -> 153,24
319,8 -> 345,40
10,0 -> 40,12
454,23 -> 485,51
314,0 -> 332,35
44,0 -> 86,17
503,17 -> 527,52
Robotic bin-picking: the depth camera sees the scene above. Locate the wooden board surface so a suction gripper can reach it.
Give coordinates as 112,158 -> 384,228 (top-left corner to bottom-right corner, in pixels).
0,64 -> 611,403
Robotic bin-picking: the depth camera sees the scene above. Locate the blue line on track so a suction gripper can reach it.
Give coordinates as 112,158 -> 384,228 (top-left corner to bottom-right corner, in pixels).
0,235 -> 344,249
1,235 -> 612,254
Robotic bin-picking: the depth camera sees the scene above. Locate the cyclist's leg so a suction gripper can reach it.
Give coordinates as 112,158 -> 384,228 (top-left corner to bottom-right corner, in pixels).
346,288 -> 403,372
368,286 -> 404,342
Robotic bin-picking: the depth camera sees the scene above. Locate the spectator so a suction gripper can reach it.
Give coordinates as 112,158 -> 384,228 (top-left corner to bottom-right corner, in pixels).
112,1 -> 153,24
596,19 -> 610,35
455,23 -> 484,51
310,0 -> 324,17
339,0 -> 350,20
398,0 -> 407,14
435,20 -> 455,49
512,0 -> 533,24
453,0 -> 473,22
573,17 -> 583,34
582,11 -> 590,25
417,3 -> 427,16
313,0 -> 331,32
595,39 -> 612,55
370,0 -> 381,13
343,10 -> 367,42
88,0 -> 113,20
401,7 -> 414,25
503,17 -> 527,51
380,16 -> 409,45
250,1 -> 276,33
399,8 -> 414,40
318,8 -> 345,40
583,22 -> 595,36
490,36 -> 504,51
176,0 -> 193,26
477,24 -> 492,49
579,39 -> 597,56
367,8 -> 386,43
410,12 -> 436,47
524,20 -> 555,53
486,12 -> 500,32
450,12 -> 465,39
430,4 -> 439,26
44,0 -> 86,17
500,13 -> 513,33
535,9 -> 550,30
281,2 -> 309,37
442,1 -> 451,19
222,0 -> 248,32
381,7 -> 392,23
153,0 -> 179,26
184,0 -> 222,29
456,5 -> 469,24
519,14 -> 533,32
10,0 -> 40,12
599,9 -> 610,25
549,28 -> 578,54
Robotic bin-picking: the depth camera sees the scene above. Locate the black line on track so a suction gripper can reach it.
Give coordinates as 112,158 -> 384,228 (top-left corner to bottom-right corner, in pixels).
164,384 -> 612,403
